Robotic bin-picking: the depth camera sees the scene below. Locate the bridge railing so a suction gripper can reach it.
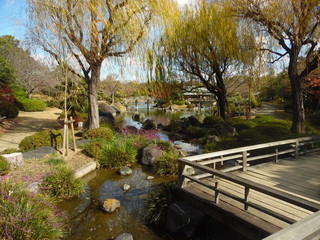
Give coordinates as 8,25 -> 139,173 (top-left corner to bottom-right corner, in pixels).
178,136 -> 320,224
180,136 -> 320,174
262,210 -> 320,240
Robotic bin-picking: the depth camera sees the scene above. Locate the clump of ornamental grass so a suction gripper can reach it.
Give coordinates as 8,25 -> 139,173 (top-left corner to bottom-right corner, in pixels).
145,182 -> 181,226
41,165 -> 85,198
0,181 -> 65,239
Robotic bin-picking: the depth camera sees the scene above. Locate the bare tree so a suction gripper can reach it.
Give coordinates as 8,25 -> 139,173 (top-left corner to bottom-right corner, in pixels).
154,1 -> 255,119
27,0 -> 166,129
100,74 -> 120,104
230,0 -> 320,133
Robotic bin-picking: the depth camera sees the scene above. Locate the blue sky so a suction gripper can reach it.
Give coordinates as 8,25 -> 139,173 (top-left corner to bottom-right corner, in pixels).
0,0 -> 27,40
0,0 -> 192,82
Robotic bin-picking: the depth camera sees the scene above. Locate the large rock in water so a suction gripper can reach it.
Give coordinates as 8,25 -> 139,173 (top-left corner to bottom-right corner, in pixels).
114,233 -> 134,240
166,202 -> 205,238
142,119 -> 156,130
132,112 -> 145,122
103,199 -> 120,213
141,145 -> 164,166
119,166 -> 132,176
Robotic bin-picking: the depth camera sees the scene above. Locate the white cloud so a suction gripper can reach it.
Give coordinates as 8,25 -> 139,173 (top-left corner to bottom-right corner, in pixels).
176,0 -> 189,6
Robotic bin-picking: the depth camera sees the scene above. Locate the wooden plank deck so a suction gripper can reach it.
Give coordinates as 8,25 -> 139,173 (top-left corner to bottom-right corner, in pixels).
182,153 -> 320,233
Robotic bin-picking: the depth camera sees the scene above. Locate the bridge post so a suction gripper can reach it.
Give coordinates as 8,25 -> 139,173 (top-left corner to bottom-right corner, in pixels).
242,151 -> 248,171
178,160 -> 186,188
295,140 -> 299,158
244,187 -> 250,210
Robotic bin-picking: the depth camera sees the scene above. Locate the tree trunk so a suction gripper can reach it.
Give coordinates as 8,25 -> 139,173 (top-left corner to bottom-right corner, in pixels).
88,65 -> 101,129
216,90 -> 228,120
288,51 -> 305,134
215,69 -> 228,120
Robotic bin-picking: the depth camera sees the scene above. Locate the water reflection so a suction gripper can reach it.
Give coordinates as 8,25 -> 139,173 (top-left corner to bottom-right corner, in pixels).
59,168 -> 175,240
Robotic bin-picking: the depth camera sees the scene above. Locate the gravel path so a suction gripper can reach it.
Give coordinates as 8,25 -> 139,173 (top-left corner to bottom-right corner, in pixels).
256,102 -> 284,119
0,108 -> 62,152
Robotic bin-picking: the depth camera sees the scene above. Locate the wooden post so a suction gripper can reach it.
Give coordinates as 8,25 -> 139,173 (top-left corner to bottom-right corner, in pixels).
62,117 -> 77,156
214,182 -> 219,204
66,121 -> 69,156
295,140 -> 299,158
275,148 -> 278,163
178,160 -> 186,188
62,118 -> 67,156
244,187 -> 250,210
242,151 -> 247,171
70,117 -> 77,151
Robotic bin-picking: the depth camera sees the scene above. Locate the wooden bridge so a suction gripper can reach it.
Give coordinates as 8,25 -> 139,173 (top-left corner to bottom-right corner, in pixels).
178,136 -> 320,240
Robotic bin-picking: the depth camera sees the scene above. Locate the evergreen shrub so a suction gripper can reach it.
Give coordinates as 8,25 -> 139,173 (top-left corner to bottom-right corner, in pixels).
19,130 -> 63,152
83,127 -> 114,140
203,115 -> 224,126
16,97 -> 47,111
153,150 -> 179,175
0,103 -> 19,118
226,118 -> 257,132
0,156 -> 10,175
237,129 -> 273,146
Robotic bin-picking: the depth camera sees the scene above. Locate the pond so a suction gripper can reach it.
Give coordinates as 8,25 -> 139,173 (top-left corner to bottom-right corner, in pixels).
59,168 -> 176,240
59,108 -> 201,240
59,107 -> 248,240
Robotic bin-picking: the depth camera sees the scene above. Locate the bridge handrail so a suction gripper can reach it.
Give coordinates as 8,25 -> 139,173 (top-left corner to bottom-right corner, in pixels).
178,136 -> 320,224
183,136 -> 320,170
262,211 -> 320,240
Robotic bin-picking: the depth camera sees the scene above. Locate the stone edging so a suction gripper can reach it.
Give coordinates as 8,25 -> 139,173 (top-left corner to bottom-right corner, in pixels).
74,161 -> 97,179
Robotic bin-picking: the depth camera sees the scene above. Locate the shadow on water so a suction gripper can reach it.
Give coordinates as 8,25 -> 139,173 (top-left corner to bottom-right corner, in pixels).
58,167 -> 175,240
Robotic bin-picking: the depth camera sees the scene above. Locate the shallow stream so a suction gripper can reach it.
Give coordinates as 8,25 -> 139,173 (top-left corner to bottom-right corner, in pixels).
59,108 -> 202,239
59,168 -> 175,240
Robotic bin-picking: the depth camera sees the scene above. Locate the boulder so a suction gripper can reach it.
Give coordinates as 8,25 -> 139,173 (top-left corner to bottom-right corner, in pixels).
1,152 -> 24,169
114,233 -> 134,240
183,166 -> 195,176
122,126 -> 139,134
113,102 -> 127,113
170,133 -> 183,141
100,102 -> 118,116
132,113 -> 145,122
167,202 -> 205,238
142,119 -> 156,130
119,166 -> 133,176
123,184 -> 131,191
207,135 -> 220,143
157,123 -> 164,130
141,145 -> 163,166
219,126 -> 236,138
185,116 -> 201,126
103,199 -> 120,213
147,176 -> 154,180
22,146 -> 57,160
27,181 -> 41,194
99,112 -> 115,125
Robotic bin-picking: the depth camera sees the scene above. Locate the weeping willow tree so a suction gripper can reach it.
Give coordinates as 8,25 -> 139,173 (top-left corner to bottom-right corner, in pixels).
28,0 -> 171,129
229,0 -> 320,134
150,0 -> 255,119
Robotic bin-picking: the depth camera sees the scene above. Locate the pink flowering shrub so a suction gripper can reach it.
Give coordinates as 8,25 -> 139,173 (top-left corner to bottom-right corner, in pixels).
0,181 -> 65,239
